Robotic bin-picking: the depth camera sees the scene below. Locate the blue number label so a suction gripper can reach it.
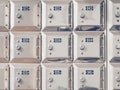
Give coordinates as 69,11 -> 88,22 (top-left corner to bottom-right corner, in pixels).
85,6 -> 94,11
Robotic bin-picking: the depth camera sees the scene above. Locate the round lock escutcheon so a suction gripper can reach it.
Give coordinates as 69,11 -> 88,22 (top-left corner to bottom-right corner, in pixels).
16,77 -> 22,83
16,13 -> 22,19
48,77 -> 53,83
48,13 -> 53,19
116,77 -> 120,82
80,45 -> 85,50
80,77 -> 86,83
16,45 -> 22,51
115,12 -> 120,18
116,45 -> 120,50
80,13 -> 85,19
48,45 -> 53,51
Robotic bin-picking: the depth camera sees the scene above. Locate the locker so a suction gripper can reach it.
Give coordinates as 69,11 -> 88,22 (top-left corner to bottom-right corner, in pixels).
74,31 -> 104,62
42,0 -> 72,30
10,63 -> 40,90
73,63 -> 104,90
109,31 -> 120,61
0,63 -> 9,90
108,63 -> 120,90
0,31 -> 9,62
42,63 -> 72,90
73,0 -> 104,31
108,0 -> 120,30
42,31 -> 72,62
0,0 -> 9,30
10,0 -> 41,29
10,31 -> 41,63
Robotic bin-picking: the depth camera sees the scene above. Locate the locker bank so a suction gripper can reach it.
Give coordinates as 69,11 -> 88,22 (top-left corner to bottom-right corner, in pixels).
0,0 -> 117,90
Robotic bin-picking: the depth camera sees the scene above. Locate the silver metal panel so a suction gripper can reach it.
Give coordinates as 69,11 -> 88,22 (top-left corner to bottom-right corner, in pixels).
10,31 -> 41,63
42,31 -> 72,62
0,63 -> 9,90
42,63 -> 72,90
108,0 -> 120,30
112,32 -> 120,59
108,31 -> 120,61
0,0 -> 9,30
0,31 -> 9,62
42,0 -> 72,30
73,0 -> 104,31
10,63 -> 40,90
73,63 -> 104,90
108,63 -> 120,90
10,0 -> 41,29
74,31 -> 104,62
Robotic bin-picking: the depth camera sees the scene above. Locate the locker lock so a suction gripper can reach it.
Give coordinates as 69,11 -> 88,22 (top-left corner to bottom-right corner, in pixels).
16,77 -> 22,83
48,77 -> 53,83
116,45 -> 120,50
115,12 -> 120,18
16,45 -> 22,51
80,45 -> 85,50
48,13 -> 53,19
16,13 -> 22,19
48,45 -> 53,51
80,13 -> 85,19
80,77 -> 86,83
116,77 -> 120,82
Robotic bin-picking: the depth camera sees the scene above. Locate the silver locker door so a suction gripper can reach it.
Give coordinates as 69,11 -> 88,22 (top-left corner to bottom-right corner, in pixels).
10,31 -> 41,63
42,0 -> 72,30
0,31 -> 9,62
73,0 -> 104,31
10,63 -> 40,90
109,63 -> 120,90
10,0 -> 41,29
42,63 -> 72,90
73,63 -> 104,90
0,63 -> 9,90
0,0 -> 9,30
108,0 -> 120,30
42,31 -> 72,62
74,31 -> 104,62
